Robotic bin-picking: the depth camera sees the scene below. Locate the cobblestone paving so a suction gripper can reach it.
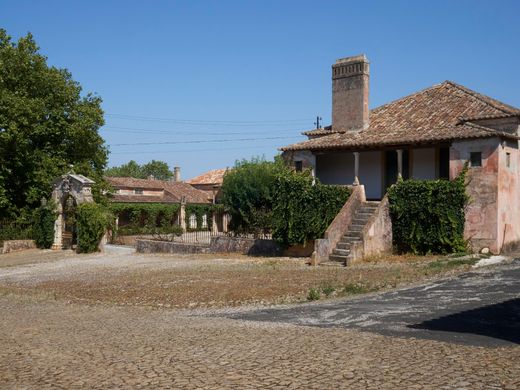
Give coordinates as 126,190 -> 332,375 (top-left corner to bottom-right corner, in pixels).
1,296 -> 519,389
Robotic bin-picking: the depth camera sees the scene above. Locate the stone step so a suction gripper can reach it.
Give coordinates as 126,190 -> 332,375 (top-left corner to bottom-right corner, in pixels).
364,201 -> 381,206
328,254 -> 348,263
332,248 -> 350,256
339,239 -> 361,247
352,218 -> 370,225
319,260 -> 346,267
343,231 -> 362,238
349,224 -> 364,232
336,242 -> 351,250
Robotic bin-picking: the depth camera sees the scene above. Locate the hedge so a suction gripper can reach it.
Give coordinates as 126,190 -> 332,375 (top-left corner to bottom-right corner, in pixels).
32,201 -> 56,249
109,203 -> 180,236
272,172 -> 351,247
76,203 -> 113,253
387,168 -> 468,255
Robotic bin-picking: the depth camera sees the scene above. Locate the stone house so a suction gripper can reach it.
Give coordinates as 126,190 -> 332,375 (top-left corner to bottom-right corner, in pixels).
186,168 -> 227,203
281,54 -> 520,256
106,176 -> 212,231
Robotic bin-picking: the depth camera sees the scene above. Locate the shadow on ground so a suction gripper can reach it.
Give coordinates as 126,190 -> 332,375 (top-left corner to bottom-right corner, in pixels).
408,298 -> 520,345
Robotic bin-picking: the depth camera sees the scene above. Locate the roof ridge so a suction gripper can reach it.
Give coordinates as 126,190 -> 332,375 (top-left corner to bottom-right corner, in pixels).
371,81 -> 447,113
443,80 -> 520,115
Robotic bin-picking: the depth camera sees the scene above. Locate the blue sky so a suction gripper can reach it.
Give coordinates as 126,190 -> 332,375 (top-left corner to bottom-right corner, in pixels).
2,0 -> 519,179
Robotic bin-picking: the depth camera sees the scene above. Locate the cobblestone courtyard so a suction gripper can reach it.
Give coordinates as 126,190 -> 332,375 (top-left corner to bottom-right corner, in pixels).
0,248 -> 519,389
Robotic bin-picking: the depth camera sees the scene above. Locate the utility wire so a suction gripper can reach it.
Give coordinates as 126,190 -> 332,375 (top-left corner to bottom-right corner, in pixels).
106,113 -> 311,125
110,144 -> 288,155
101,125 -> 304,136
108,135 -> 300,147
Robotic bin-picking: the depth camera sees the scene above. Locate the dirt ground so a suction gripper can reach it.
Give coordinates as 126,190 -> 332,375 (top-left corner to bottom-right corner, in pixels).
0,246 -> 481,309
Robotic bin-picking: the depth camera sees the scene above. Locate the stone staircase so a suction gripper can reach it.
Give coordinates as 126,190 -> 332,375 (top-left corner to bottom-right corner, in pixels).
324,201 -> 380,266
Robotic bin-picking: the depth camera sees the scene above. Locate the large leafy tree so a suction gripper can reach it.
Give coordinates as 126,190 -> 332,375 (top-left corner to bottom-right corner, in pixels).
0,30 -> 108,218
105,160 -> 173,181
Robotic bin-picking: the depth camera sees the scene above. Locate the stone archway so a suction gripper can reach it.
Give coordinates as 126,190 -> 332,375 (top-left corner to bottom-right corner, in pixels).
51,173 -> 95,250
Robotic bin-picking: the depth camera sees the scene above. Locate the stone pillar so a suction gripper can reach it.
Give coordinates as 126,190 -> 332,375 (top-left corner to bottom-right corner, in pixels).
179,203 -> 186,231
212,212 -> 218,233
51,214 -> 63,250
397,149 -> 403,180
353,152 -> 360,185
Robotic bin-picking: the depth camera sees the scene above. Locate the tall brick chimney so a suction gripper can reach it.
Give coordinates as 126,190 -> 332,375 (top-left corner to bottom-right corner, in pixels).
172,167 -> 181,182
332,54 -> 369,131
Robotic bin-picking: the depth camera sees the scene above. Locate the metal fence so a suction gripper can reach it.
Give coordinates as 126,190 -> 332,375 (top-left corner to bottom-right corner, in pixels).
0,221 -> 34,243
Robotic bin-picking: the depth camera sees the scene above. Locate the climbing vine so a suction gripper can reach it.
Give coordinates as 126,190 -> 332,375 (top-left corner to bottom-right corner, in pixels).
272,171 -> 351,247
185,204 -> 217,231
109,203 -> 180,235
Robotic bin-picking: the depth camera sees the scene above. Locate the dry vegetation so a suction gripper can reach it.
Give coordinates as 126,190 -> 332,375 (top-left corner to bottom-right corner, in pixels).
0,251 -> 479,309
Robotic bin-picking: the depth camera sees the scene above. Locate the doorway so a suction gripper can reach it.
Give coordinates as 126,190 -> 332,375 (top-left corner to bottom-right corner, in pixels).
62,195 -> 77,249
384,150 -> 409,191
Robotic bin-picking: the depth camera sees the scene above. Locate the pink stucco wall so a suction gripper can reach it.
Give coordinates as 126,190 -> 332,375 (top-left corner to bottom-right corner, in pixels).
450,138 -> 500,253
450,137 -> 520,254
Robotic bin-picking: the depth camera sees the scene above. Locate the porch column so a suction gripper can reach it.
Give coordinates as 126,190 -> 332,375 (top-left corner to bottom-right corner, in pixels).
353,152 -> 360,186
396,149 -> 403,180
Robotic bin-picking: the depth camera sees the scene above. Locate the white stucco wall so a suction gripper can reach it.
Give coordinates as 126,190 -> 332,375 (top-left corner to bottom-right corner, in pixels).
411,148 -> 436,180
316,151 -> 382,199
359,151 -> 382,199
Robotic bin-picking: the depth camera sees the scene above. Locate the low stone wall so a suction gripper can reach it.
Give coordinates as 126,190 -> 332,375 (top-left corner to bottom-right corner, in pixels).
311,185 -> 365,265
136,239 -> 210,254
1,240 -> 37,254
209,236 -> 282,256
350,195 -> 393,264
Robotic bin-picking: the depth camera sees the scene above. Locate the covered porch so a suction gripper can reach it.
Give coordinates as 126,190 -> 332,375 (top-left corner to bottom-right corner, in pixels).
313,145 -> 451,200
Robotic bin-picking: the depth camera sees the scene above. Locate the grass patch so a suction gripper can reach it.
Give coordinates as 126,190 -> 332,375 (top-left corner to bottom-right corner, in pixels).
426,257 -> 478,271
342,283 -> 371,295
320,284 -> 336,297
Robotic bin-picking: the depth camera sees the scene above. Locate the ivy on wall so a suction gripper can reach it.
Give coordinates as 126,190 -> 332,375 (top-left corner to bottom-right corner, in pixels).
108,203 -> 180,235
387,166 -> 468,255
272,171 -> 351,247
185,204 -> 217,231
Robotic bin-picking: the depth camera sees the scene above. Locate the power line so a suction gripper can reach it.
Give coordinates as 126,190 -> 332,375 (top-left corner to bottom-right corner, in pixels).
105,113 -> 312,125
100,125 -> 304,136
108,135 -> 300,147
110,144 -> 288,155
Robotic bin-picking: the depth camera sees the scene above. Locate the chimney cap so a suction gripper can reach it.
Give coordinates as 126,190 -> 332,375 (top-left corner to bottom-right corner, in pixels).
334,54 -> 369,65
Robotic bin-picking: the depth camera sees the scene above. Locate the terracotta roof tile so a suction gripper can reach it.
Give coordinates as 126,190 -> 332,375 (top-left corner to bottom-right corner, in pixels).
186,168 -> 227,185
106,177 -> 211,204
283,81 -> 520,151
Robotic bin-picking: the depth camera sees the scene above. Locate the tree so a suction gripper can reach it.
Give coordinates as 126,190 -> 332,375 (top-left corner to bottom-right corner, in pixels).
0,29 -> 108,218
105,160 -> 173,181
220,156 -> 288,234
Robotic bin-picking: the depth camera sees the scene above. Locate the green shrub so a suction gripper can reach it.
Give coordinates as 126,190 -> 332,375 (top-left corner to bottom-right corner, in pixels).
76,203 -> 112,253
272,171 -> 351,246
0,220 -> 33,244
387,167 -> 468,255
32,201 -> 56,248
307,288 -> 321,301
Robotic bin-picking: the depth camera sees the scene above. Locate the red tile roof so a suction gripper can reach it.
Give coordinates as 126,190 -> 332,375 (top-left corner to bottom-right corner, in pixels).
106,177 -> 211,204
283,81 -> 520,151
186,168 -> 227,185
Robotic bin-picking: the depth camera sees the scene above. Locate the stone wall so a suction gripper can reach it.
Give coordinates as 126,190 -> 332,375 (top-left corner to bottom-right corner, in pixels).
350,196 -> 392,264
136,239 -> 211,254
1,240 -> 37,254
311,185 -> 365,265
209,236 -> 282,256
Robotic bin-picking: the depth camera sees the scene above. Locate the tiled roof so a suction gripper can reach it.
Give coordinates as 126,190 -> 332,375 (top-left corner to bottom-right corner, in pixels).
186,168 -> 227,185
106,177 -> 211,204
283,81 -> 520,151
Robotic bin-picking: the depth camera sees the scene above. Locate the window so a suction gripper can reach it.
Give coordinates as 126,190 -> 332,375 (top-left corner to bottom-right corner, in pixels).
134,188 -> 143,194
506,152 -> 511,168
470,152 -> 482,167
189,214 -> 197,229
202,214 -> 208,228
295,161 -> 303,172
